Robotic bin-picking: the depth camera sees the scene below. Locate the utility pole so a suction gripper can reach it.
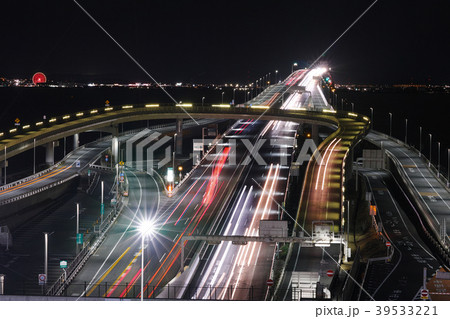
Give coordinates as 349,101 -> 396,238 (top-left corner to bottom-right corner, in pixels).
44,232 -> 48,285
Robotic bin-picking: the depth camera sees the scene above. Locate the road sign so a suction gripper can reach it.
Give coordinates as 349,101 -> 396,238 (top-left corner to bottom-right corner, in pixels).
14,118 -> 20,126
105,100 -> 110,106
119,161 -> 124,166
60,260 -> 68,269
326,270 -> 334,277
76,233 -> 83,244
167,167 -> 174,183
386,241 -> 391,247
421,289 -> 429,300
267,279 -> 274,286
75,160 -> 80,168
38,273 -> 47,285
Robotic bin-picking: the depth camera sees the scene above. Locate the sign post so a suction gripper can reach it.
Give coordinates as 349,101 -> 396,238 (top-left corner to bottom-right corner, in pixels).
421,289 -> 429,300
38,273 -> 47,285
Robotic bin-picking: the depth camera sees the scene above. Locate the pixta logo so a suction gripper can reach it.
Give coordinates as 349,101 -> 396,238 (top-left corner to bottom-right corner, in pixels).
125,129 -> 172,175
192,138 -> 322,166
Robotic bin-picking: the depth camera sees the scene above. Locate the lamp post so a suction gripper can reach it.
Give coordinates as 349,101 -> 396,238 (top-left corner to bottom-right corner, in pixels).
221,92 -> 225,104
76,203 -> 80,253
341,98 -> 344,110
419,126 -> 422,157
101,181 -> 104,224
429,134 -> 432,167
201,96 -> 205,106
447,148 -> 449,187
44,232 -> 48,285
437,142 -> 441,178
233,89 -> 236,104
370,107 -> 374,129
292,62 -> 298,73
139,220 -> 155,301
275,70 -> 278,83
351,102 -> 354,113
247,91 -> 250,102
33,138 -> 36,175
173,133 -> 177,180
405,118 -> 408,145
389,113 -> 392,137
4,146 -> 6,185
0,274 -> 4,295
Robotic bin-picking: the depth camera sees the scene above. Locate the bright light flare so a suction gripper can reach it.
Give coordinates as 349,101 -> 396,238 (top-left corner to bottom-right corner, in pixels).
139,219 -> 155,237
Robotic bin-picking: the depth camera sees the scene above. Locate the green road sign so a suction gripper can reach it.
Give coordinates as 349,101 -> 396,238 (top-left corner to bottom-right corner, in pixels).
60,260 -> 68,269
76,233 -> 83,244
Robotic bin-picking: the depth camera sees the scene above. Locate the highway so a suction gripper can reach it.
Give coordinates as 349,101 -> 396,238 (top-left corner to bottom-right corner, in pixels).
64,69 -> 321,299
185,69 -> 326,300
1,68 -> 375,300
0,143 -> 107,205
366,131 -> 450,245
0,119 -> 213,207
189,120 -> 298,300
360,170 -> 440,300
66,119 -> 271,298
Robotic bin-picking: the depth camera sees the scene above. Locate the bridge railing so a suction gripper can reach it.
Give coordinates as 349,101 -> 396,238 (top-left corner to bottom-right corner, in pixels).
374,131 -> 449,190
0,101 -> 367,147
0,175 -> 79,206
46,196 -> 125,296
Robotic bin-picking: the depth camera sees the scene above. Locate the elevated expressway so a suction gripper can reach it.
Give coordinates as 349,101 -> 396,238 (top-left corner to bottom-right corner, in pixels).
0,72 -> 371,299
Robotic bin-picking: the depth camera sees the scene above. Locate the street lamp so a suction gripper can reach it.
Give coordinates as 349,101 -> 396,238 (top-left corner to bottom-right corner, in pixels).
447,148 -> 449,187
275,70 -> 278,83
221,92 -> 225,104
369,107 -> 374,129
233,89 -> 236,104
437,142 -> 441,178
33,138 -> 36,175
76,203 -> 80,253
389,113 -> 392,137
405,118 -> 408,145
429,134 -> 432,167
351,102 -> 354,113
419,126 -> 422,157
292,62 -> 298,73
173,133 -> 177,174
201,96 -> 205,106
44,232 -> 48,286
139,219 -> 155,301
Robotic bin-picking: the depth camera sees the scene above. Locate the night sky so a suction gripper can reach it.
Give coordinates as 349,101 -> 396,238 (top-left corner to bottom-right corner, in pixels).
1,0 -> 449,84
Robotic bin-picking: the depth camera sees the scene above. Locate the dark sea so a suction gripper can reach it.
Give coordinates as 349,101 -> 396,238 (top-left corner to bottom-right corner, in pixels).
0,86 -> 449,178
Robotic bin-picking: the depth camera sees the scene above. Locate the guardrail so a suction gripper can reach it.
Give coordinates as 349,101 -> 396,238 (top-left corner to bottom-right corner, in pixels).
0,144 -> 86,192
384,149 -> 450,266
46,196 -> 125,296
0,103 -> 365,164
374,131 -> 449,191
0,175 -> 79,206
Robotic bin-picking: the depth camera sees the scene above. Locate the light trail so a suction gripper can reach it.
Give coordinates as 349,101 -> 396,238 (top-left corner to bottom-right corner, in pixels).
322,138 -> 341,190
315,138 -> 337,190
